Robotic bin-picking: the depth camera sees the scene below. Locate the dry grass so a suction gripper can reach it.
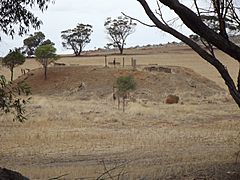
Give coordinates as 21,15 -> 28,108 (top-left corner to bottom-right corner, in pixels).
0,94 -> 239,179
0,45 -> 240,179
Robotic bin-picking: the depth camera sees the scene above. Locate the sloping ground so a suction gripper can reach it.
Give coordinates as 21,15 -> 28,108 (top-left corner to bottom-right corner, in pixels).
2,66 -> 240,179
21,65 -> 228,104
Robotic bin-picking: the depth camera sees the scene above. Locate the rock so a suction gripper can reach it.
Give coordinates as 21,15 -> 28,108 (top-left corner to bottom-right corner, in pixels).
0,167 -> 29,180
144,66 -> 171,73
165,95 -> 179,104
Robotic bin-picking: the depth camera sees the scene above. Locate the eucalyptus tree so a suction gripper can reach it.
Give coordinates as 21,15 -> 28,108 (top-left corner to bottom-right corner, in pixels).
35,44 -> 58,80
61,24 -> 93,56
104,16 -> 137,54
23,31 -> 45,56
2,49 -> 25,81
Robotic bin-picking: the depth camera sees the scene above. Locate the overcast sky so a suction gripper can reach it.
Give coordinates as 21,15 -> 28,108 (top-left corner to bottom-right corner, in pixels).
0,0 -> 193,56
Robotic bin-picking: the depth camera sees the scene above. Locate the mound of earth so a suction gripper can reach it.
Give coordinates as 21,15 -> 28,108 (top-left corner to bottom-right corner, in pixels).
19,65 -> 229,104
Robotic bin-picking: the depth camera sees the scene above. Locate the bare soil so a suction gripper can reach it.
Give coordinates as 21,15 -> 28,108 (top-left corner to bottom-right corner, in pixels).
23,65 -> 226,104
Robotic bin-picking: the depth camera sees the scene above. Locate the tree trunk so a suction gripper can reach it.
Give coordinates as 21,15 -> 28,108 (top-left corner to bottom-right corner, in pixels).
118,97 -> 120,110
10,68 -> 14,82
76,51 -> 81,56
44,65 -> 47,80
120,48 -> 123,55
76,47 -> 82,56
117,43 -> 124,54
238,62 -> 240,93
123,98 -> 125,112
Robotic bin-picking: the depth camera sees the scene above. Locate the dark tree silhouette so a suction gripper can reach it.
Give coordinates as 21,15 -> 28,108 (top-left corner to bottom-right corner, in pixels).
61,24 -> 93,56
23,32 -> 45,56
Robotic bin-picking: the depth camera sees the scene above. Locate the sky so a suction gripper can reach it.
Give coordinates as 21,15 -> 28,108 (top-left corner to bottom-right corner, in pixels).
0,0 -> 193,56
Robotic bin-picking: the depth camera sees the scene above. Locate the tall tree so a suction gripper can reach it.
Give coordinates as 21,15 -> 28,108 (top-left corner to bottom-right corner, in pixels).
104,16 -> 137,54
136,0 -> 240,107
2,49 -> 25,81
35,44 -> 58,80
61,24 -> 93,56
23,31 -> 45,56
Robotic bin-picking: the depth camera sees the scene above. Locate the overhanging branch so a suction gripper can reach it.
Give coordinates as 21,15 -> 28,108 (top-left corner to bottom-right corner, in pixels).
157,0 -> 240,62
121,12 -> 156,27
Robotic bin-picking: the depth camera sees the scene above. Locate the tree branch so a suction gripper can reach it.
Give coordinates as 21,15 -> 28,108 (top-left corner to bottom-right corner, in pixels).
157,0 -> 240,62
121,12 -> 156,27
137,0 -> 240,107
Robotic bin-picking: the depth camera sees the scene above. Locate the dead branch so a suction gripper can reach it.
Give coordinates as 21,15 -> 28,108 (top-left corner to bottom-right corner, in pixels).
96,160 -> 128,180
48,173 -> 69,180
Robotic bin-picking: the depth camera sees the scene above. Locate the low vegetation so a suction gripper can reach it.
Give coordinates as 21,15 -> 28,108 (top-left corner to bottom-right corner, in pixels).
114,75 -> 136,112
2,49 -> 25,81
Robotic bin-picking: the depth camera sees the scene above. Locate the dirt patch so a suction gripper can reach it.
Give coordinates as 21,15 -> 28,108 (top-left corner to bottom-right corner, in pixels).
20,65 -> 228,104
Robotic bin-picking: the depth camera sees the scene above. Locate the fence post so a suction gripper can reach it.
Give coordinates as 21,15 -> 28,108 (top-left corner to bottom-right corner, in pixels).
123,57 -> 125,68
113,58 -> 116,68
104,55 -> 107,67
133,59 -> 136,70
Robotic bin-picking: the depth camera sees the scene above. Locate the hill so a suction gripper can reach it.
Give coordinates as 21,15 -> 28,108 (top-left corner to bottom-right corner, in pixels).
21,65 -> 228,104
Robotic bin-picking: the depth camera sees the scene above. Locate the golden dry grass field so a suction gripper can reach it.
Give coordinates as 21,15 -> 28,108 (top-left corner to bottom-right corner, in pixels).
0,45 -> 240,179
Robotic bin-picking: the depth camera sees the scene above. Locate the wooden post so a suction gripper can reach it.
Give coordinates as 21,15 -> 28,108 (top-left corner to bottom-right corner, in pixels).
133,59 -> 137,70
131,57 -> 134,67
113,58 -> 116,68
104,55 -> 107,67
122,57 -> 125,68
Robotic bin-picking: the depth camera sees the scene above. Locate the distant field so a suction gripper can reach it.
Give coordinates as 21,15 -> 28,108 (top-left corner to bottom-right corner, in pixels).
1,45 -> 238,89
0,45 -> 240,179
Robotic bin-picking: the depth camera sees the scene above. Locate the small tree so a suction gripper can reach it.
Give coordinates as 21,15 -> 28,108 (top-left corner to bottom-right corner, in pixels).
104,16 -> 137,54
114,76 -> 136,112
61,23 -> 93,56
35,44 -> 58,80
2,49 -> 25,81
